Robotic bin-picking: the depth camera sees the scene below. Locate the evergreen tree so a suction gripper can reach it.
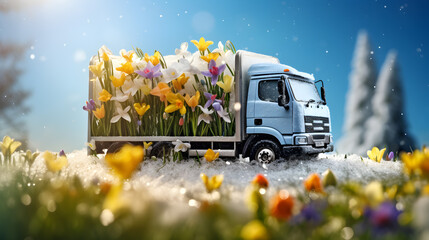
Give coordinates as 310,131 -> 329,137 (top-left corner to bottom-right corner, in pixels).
364,51 -> 415,153
337,31 -> 377,155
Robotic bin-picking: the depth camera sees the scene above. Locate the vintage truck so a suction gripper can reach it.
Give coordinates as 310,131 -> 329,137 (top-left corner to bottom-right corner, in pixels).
87,50 -> 333,163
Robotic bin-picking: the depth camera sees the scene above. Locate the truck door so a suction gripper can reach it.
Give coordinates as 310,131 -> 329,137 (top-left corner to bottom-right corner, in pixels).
253,78 -> 293,134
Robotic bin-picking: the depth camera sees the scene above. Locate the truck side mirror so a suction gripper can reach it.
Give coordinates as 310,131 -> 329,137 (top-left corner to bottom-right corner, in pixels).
321,86 -> 326,105
315,80 -> 327,105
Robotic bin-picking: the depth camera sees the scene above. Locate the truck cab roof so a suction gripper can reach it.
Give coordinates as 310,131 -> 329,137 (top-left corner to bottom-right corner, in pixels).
248,63 -> 315,81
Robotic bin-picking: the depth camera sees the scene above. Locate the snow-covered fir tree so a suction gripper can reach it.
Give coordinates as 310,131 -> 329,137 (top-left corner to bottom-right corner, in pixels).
363,51 -> 415,154
337,31 -> 377,155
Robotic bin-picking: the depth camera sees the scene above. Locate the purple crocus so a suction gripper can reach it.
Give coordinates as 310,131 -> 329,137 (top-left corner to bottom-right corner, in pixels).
204,92 -> 223,109
83,99 -> 96,112
201,60 -> 226,86
386,151 -> 394,161
135,61 -> 162,79
59,150 -> 66,157
364,201 -> 401,234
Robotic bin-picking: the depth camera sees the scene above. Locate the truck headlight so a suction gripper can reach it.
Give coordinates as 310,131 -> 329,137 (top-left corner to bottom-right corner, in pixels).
295,137 -> 308,145
330,136 -> 333,144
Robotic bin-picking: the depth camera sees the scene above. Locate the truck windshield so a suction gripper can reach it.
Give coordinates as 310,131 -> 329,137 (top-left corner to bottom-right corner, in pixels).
288,78 -> 322,102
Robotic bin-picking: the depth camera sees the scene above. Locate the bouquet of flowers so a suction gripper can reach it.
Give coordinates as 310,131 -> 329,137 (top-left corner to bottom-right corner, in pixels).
84,38 -> 236,137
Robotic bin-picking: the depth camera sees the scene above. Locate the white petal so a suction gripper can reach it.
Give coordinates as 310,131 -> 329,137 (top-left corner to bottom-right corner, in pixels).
111,115 -> 121,123
123,106 -> 131,113
122,113 -> 131,122
198,105 -> 214,114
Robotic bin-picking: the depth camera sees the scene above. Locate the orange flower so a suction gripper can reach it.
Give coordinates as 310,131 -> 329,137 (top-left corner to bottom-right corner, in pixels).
116,62 -> 134,75
172,73 -> 189,91
93,104 -> 105,119
98,89 -> 112,102
144,51 -> 161,66
304,173 -> 324,193
121,51 -> 134,62
150,82 -> 171,102
200,52 -> 219,63
252,174 -> 269,188
110,73 -> 126,88
270,190 -> 294,221
184,91 -> 200,112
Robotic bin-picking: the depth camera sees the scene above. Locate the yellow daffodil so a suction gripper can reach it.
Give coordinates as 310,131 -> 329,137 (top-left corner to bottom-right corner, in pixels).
165,92 -> 186,115
191,37 -> 213,52
200,52 -> 219,62
116,62 -> 134,75
99,89 -> 112,102
150,82 -> 171,102
110,73 -> 126,87
93,104 -> 105,119
184,91 -> 200,112
216,75 -> 234,93
172,73 -> 189,91
204,148 -> 219,162
89,61 -> 104,78
144,51 -> 161,66
24,150 -> 39,166
102,52 -> 110,61
121,51 -> 134,62
43,151 -> 68,173
143,142 -> 153,150
105,144 -> 144,180
0,136 -> 21,159
240,220 -> 269,240
200,173 -> 223,193
134,103 -> 150,116
401,147 -> 429,177
367,147 -> 386,162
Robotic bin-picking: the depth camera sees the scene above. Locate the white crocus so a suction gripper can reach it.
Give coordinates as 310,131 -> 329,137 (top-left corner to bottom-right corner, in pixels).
171,58 -> 200,75
216,105 -> 231,123
86,139 -> 96,151
123,77 -> 144,96
197,105 -> 214,125
175,42 -> 192,59
172,139 -> 191,152
111,89 -> 130,103
161,67 -> 181,83
111,103 -> 131,123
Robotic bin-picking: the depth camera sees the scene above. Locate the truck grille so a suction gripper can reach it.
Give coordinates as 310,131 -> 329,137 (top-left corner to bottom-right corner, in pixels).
304,116 -> 330,133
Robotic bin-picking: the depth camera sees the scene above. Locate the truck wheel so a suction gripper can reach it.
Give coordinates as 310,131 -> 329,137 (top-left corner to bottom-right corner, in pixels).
151,141 -> 174,159
250,140 -> 281,164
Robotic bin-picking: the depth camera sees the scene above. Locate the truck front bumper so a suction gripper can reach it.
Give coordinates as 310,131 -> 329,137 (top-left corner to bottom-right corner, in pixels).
282,144 -> 334,156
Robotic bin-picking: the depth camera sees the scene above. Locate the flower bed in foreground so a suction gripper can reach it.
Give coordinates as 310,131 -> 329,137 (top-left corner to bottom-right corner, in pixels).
1,143 -> 429,240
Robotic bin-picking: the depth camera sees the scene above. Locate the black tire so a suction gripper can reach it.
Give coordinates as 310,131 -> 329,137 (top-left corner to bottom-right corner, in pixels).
249,140 -> 281,164
151,141 -> 174,158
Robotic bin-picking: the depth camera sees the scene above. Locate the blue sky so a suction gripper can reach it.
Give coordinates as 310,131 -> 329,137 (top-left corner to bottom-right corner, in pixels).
0,0 -> 428,152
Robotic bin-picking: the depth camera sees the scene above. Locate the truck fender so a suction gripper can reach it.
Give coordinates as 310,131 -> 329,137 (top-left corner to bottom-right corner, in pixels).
242,135 -> 257,157
246,127 -> 286,145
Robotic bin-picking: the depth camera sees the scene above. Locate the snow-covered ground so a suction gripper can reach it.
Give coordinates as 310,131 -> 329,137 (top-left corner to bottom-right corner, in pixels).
22,149 -> 404,204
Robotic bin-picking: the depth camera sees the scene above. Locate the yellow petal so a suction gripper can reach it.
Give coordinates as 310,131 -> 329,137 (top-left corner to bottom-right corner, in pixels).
180,106 -> 186,116
2,136 -> 12,148
9,141 -> 21,154
378,148 -> 386,162
165,104 -> 179,113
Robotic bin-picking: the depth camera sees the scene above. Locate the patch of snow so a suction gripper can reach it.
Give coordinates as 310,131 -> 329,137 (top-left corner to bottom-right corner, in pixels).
25,150 -> 404,204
